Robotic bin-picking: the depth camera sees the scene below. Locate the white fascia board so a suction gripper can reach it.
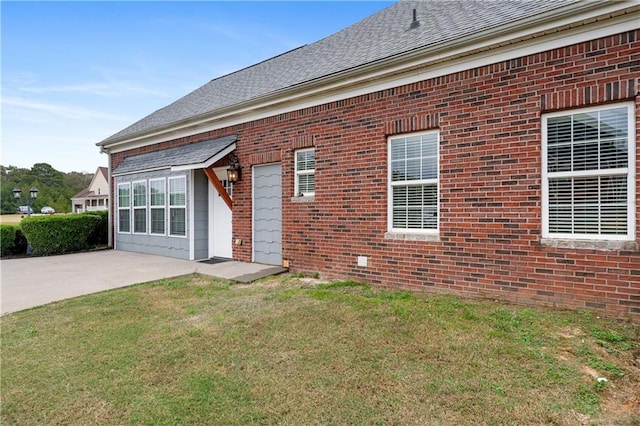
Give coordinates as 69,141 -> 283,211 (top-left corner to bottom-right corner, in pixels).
111,166 -> 170,177
100,3 -> 639,154
170,143 -> 236,172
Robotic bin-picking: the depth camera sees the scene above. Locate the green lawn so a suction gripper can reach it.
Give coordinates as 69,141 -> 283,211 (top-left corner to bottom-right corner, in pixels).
1,275 -> 638,425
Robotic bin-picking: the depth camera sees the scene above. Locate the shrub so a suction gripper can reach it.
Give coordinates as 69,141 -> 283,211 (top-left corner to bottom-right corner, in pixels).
21,214 -> 103,256
1,225 -> 16,257
14,229 -> 28,255
83,210 -> 108,246
0,225 -> 28,257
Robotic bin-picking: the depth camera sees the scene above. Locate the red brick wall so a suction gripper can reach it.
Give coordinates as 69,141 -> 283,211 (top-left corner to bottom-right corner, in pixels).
111,30 -> 640,320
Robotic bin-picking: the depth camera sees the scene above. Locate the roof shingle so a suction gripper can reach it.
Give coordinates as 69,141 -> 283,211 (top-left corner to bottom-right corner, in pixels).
112,135 -> 237,175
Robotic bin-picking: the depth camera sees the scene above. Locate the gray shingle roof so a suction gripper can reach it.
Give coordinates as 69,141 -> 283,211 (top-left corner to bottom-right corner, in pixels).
101,0 -> 573,144
113,135 -> 237,175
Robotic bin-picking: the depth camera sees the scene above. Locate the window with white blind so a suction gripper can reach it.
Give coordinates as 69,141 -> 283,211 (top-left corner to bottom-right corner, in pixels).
132,181 -> 147,234
149,178 -> 166,235
169,176 -> 187,237
117,183 -> 131,233
388,131 -> 439,232
542,103 -> 635,240
295,148 -> 315,196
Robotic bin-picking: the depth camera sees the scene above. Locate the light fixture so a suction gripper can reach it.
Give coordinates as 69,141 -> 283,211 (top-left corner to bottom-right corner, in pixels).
227,154 -> 241,183
13,186 -> 38,217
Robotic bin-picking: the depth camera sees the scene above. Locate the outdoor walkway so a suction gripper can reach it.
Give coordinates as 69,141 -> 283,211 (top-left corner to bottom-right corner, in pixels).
0,250 -> 286,315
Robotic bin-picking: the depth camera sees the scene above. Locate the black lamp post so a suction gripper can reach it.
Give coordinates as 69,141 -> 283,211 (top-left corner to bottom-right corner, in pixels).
13,187 -> 38,217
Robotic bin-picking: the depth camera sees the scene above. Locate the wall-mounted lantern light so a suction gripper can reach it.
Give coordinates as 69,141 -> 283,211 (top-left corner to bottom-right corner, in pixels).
227,154 -> 242,183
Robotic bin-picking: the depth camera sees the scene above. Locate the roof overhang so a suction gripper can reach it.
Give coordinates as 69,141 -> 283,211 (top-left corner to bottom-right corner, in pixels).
98,1 -> 640,154
112,135 -> 236,176
170,142 -> 235,172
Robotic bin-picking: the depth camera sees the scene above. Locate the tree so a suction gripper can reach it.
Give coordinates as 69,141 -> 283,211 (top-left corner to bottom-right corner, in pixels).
0,164 -> 96,214
30,163 -> 64,188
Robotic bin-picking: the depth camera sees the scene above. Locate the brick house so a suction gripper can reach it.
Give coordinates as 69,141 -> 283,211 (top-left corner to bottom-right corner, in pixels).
97,1 -> 640,319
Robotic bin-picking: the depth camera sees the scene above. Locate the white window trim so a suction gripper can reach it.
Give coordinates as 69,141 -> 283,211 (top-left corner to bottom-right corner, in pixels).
541,101 -> 636,242
148,178 -> 166,236
132,180 -> 148,235
295,147 -> 315,197
168,175 -> 187,238
387,130 -> 440,235
116,182 -> 131,234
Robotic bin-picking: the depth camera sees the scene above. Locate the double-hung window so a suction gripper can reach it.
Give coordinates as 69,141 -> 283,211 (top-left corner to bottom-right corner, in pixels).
542,103 -> 635,240
389,131 -> 439,232
117,183 -> 131,233
149,178 -> 166,235
169,176 -> 187,237
295,148 -> 315,197
133,181 -> 147,234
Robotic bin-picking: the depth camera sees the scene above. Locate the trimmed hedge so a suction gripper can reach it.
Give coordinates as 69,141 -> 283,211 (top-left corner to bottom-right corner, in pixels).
21,214 -> 103,256
84,210 -> 108,247
0,225 -> 28,257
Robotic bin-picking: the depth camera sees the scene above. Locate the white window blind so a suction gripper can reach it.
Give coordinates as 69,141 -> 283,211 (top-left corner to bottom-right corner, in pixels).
389,132 -> 439,232
544,104 -> 634,239
295,148 -> 315,196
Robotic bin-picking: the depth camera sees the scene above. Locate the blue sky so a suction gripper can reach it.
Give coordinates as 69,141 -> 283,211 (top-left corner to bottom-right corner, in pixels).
1,1 -> 393,173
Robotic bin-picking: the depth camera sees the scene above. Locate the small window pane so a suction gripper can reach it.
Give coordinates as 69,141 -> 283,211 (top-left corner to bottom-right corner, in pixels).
150,180 -> 165,206
118,210 -> 130,233
298,174 -> 315,194
118,185 -> 130,208
170,178 -> 186,206
133,182 -> 146,207
150,208 -> 165,234
296,150 -> 315,171
392,183 -> 437,230
170,208 -> 186,236
390,133 -> 437,183
134,209 -> 146,233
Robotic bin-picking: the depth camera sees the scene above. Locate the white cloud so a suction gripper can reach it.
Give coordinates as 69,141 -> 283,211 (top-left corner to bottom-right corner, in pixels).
19,81 -> 167,98
2,97 -> 130,122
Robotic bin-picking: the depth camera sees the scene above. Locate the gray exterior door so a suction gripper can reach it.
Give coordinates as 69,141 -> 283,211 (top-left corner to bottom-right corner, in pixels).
253,163 -> 282,265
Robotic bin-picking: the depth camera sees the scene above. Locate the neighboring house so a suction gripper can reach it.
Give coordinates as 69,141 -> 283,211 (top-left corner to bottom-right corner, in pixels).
97,1 -> 640,320
71,167 -> 109,213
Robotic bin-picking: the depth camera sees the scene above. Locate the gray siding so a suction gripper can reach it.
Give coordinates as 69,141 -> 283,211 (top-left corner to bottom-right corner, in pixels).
253,163 -> 282,265
193,169 -> 209,260
115,169 -> 191,260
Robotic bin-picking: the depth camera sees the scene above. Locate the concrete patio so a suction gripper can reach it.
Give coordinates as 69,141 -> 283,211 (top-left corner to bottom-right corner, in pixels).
0,250 -> 286,315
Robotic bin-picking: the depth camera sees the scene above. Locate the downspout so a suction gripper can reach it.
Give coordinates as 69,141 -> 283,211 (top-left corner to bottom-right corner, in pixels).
101,145 -> 114,249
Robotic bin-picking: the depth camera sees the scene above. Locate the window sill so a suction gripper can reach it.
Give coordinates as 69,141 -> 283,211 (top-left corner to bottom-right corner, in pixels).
540,238 -> 638,252
384,232 -> 440,242
291,196 -> 315,203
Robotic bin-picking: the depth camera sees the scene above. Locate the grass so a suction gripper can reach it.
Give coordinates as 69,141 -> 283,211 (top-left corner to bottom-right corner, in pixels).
1,274 -> 638,425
